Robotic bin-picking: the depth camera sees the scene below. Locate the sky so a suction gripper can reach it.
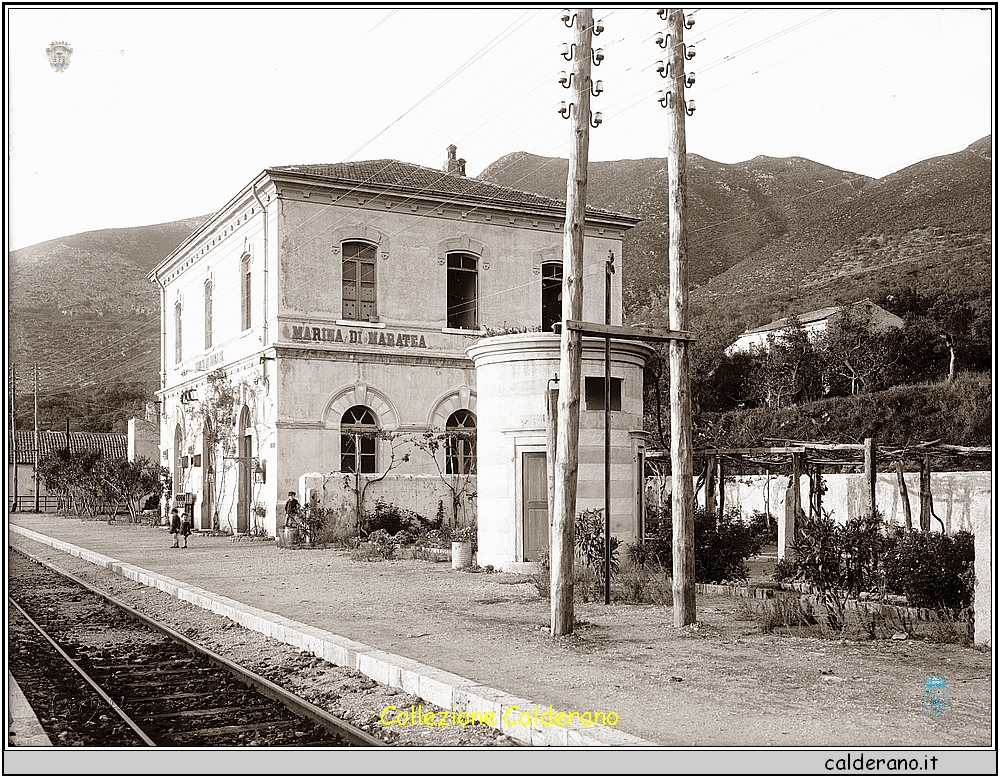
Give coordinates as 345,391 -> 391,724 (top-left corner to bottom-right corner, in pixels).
5,4 -> 995,251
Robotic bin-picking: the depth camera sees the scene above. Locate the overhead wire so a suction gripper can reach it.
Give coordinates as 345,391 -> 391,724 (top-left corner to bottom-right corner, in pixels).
16,9 -> 978,404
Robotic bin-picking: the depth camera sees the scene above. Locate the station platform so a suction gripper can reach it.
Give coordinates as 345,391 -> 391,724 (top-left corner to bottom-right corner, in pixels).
8,514 -> 656,748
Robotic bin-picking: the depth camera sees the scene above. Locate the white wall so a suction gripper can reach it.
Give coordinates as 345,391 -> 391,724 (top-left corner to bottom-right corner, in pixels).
694,470 -> 991,534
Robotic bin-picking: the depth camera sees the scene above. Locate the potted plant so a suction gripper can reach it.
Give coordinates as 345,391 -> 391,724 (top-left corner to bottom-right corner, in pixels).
451,524 -> 476,569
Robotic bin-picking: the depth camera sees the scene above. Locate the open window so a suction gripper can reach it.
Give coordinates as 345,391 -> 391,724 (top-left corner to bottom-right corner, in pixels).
447,252 -> 478,330
584,376 -> 622,411
541,261 -> 563,332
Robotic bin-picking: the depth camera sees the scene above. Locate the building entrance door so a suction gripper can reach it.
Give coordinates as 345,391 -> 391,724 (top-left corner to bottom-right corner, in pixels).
236,407 -> 251,534
522,452 -> 548,562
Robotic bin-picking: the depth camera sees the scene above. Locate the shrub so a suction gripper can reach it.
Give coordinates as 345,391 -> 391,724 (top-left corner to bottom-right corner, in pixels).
574,508 -> 620,595
748,510 -> 779,544
644,507 -> 763,583
772,557 -> 797,582
362,499 -> 436,538
882,529 -> 975,611
367,528 -> 398,560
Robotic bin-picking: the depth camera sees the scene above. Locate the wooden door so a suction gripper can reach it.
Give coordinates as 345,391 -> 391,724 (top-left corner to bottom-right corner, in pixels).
522,452 -> 549,561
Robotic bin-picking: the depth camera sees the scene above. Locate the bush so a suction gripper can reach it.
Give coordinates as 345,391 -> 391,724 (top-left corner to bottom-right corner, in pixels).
367,528 -> 398,560
641,507 -> 764,583
362,499 -> 437,538
748,510 -> 778,544
883,529 -> 975,610
772,557 -> 797,582
575,508 -> 620,596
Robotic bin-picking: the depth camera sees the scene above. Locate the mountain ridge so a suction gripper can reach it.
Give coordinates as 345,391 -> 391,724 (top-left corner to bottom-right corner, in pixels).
8,138 -> 991,426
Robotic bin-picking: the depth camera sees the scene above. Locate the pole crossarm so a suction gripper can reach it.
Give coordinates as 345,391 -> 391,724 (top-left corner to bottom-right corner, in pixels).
565,319 -> 694,343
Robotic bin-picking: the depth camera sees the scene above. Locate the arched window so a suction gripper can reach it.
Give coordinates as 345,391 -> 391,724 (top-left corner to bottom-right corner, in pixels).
341,405 -> 377,473
240,253 -> 252,331
445,409 -> 477,475
174,301 -> 183,364
541,261 -> 563,332
204,279 -> 213,350
447,252 -> 478,330
342,242 -> 377,321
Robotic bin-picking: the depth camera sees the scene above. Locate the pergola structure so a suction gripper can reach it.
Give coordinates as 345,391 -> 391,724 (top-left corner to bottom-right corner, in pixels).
645,439 -> 991,535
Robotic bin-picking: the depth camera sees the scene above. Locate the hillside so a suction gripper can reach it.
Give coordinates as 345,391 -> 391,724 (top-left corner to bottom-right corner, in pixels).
697,373 -> 992,454
7,216 -> 208,405
479,137 -> 992,336
7,137 -> 992,433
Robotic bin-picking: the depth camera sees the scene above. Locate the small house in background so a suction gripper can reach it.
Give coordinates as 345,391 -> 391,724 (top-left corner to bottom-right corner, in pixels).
725,298 -> 904,356
7,430 -> 128,512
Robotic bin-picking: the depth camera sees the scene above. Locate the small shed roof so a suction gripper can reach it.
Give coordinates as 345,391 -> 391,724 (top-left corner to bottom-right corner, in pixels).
9,430 -> 128,465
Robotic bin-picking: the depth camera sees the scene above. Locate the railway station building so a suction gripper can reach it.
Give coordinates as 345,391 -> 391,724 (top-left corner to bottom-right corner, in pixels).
149,147 -> 648,567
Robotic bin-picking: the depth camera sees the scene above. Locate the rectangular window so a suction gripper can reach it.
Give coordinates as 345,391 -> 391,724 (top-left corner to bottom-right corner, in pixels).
447,253 -> 478,330
241,256 -> 251,331
584,376 -> 622,411
541,262 -> 563,332
343,242 -> 377,321
174,302 -> 183,364
204,281 -> 213,349
341,433 -> 377,473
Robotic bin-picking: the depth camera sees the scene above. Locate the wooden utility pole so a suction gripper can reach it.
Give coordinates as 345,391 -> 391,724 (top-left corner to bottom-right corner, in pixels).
33,363 -> 40,512
603,249 -> 614,605
551,7 -> 595,637
665,8 -> 696,627
10,364 -> 17,512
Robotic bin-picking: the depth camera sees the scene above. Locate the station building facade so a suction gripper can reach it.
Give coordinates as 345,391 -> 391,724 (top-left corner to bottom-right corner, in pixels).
149,148 -> 641,552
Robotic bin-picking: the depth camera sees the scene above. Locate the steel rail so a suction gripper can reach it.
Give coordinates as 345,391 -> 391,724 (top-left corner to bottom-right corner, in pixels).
8,596 -> 157,746
11,547 -> 387,748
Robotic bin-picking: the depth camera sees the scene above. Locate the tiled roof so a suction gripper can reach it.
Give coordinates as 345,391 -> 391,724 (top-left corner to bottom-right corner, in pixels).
9,431 -> 128,465
743,300 -> 884,336
268,160 -> 636,222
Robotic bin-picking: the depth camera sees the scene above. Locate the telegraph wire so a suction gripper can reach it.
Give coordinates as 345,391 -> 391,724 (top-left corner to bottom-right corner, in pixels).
13,10 -> 981,404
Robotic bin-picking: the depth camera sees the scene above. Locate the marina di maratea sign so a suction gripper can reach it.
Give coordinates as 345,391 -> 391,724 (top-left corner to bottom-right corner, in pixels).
289,324 -> 429,349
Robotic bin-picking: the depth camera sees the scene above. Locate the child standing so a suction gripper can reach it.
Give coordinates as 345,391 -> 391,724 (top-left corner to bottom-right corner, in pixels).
169,508 -> 180,548
180,513 -> 192,548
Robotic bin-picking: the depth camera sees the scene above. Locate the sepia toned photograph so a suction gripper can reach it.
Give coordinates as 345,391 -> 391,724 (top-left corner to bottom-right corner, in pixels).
5,4 -> 995,775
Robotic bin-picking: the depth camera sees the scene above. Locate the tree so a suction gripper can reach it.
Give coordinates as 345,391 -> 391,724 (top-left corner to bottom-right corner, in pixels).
745,320 -> 822,408
97,456 -> 170,522
816,305 -> 896,396
411,430 -> 476,528
335,430 -> 410,539
36,448 -> 105,516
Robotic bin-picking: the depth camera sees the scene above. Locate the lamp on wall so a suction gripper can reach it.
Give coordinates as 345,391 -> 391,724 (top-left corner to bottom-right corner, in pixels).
254,459 -> 267,484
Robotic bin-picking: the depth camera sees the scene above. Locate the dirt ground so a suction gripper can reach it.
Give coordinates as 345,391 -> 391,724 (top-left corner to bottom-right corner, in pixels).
7,513 -> 994,747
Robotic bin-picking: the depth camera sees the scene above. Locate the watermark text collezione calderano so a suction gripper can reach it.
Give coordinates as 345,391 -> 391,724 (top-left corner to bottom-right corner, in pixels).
380,704 -> 619,728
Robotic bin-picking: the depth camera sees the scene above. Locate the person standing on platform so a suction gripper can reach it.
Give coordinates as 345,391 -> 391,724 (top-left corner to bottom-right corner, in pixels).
284,491 -> 300,527
180,512 -> 192,548
169,508 -> 181,548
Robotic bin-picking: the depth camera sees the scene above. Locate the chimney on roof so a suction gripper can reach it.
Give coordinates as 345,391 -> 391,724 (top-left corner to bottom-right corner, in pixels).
444,144 -> 466,176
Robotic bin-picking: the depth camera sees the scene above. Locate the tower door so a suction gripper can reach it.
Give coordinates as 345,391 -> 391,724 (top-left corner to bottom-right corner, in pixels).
522,452 -> 549,562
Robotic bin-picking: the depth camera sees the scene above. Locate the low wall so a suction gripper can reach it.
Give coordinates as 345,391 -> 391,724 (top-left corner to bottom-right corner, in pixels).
294,473 -> 477,539
669,471 -> 991,534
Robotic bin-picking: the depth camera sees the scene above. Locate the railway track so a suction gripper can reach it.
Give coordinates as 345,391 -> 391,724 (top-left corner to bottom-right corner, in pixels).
8,548 -> 387,748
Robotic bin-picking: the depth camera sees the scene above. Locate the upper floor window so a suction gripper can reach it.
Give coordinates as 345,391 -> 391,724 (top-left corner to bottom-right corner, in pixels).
342,242 -> 377,322
204,280 -> 213,350
240,253 -> 252,331
445,409 -> 477,475
341,405 -> 377,473
541,261 -> 563,332
174,301 -> 183,364
447,253 -> 478,330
